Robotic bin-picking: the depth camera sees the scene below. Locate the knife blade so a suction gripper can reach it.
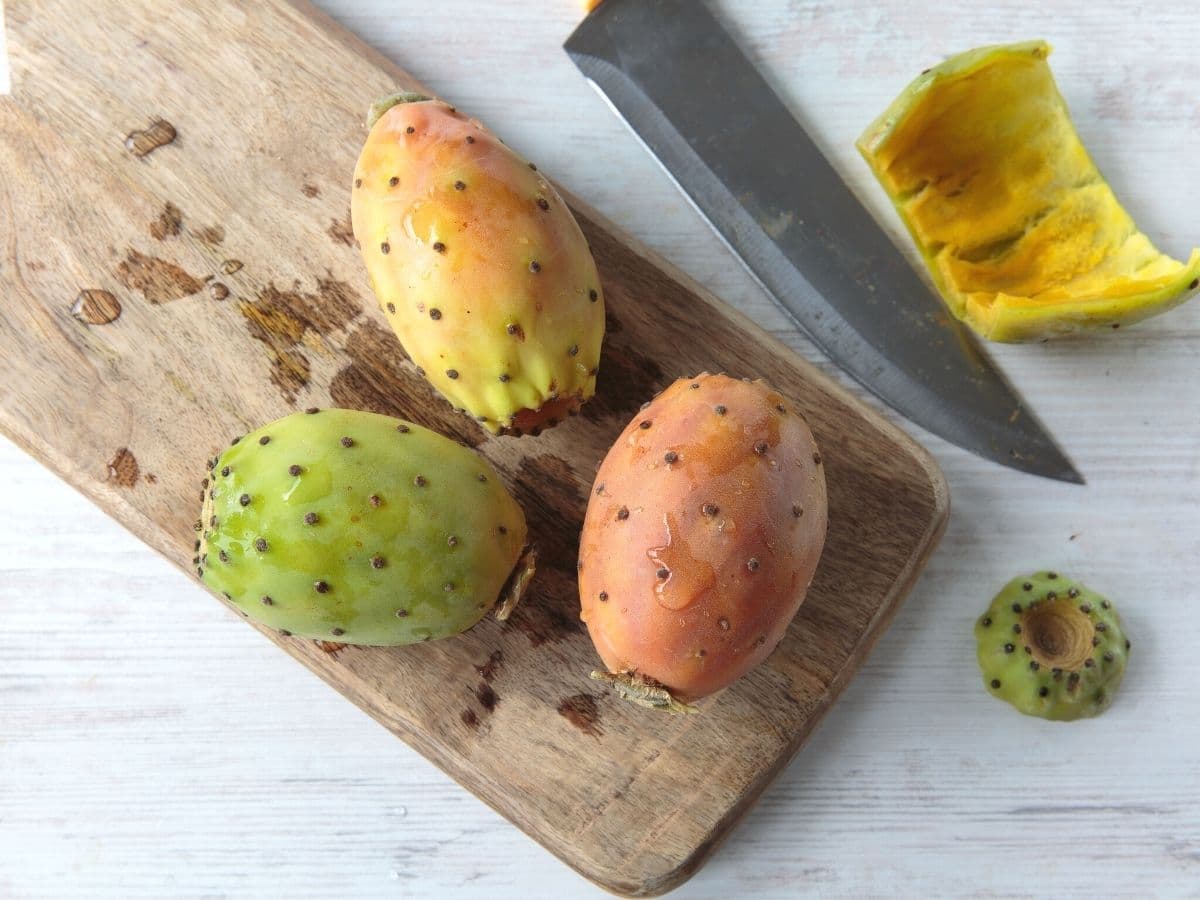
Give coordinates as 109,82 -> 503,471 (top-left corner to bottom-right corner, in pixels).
565,0 -> 1083,484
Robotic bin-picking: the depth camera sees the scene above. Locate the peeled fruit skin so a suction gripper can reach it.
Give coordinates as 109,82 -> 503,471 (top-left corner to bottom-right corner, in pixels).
857,41 -> 1200,342
976,571 -> 1129,721
196,409 -> 530,645
578,374 -> 829,705
351,95 -> 605,434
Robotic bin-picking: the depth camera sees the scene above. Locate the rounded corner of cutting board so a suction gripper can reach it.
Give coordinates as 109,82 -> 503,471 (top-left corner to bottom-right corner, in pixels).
580,850 -> 709,898
899,429 -> 952,547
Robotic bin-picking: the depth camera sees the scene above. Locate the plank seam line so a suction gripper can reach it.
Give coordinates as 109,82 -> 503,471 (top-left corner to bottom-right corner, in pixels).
0,1 -> 9,95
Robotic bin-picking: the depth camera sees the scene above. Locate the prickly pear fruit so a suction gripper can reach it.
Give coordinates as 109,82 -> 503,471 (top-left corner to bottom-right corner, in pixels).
976,571 -> 1129,720
351,94 -> 605,434
578,374 -> 829,710
195,409 -> 534,645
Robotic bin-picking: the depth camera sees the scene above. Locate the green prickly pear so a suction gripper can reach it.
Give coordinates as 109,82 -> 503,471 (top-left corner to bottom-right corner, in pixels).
351,93 -> 605,435
195,409 -> 534,645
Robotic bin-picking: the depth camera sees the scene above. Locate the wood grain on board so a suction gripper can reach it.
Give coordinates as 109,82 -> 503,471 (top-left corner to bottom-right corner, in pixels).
0,1 -> 947,894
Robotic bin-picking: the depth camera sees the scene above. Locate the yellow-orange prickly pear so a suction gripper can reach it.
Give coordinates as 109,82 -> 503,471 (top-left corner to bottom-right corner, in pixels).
351,93 -> 605,435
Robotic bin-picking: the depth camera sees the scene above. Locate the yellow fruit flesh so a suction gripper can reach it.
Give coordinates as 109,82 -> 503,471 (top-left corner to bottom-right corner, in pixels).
858,41 -> 1200,342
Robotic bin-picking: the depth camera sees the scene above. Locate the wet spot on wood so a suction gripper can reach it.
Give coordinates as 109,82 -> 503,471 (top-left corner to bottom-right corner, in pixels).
328,214 -> 355,247
265,347 -> 310,403
582,342 -> 664,422
221,259 -> 244,275
315,640 -> 347,655
106,448 -> 139,487
71,289 -> 122,325
475,649 -> 503,682
330,319 -> 482,447
196,225 -> 225,245
149,201 -> 182,240
209,282 -> 230,301
475,682 -> 498,712
124,118 -> 176,157
302,183 -> 320,198
115,250 -> 205,304
307,279 -> 362,332
508,568 -> 581,648
557,694 -> 602,737
461,708 -> 479,729
240,277 -> 363,402
515,454 -> 583,573
505,454 -> 585,646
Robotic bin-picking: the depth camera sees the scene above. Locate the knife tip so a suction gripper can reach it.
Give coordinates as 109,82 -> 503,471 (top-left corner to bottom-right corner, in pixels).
1009,443 -> 1085,486
1055,465 -> 1087,486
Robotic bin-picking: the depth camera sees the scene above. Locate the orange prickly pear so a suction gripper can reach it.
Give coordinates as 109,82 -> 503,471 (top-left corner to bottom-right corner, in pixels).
578,374 -> 829,711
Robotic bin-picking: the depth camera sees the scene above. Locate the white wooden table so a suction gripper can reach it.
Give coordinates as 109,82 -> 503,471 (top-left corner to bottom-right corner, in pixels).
3,2 -> 1198,896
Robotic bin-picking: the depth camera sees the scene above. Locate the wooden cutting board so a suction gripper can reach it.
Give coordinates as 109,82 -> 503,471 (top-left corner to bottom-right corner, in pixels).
0,1 -> 948,895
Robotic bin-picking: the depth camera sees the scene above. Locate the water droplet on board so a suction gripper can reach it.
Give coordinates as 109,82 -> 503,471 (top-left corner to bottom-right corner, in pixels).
209,282 -> 230,300
149,202 -> 182,240
71,289 -> 122,325
106,447 -> 139,487
115,250 -> 205,303
124,118 -> 177,157
196,225 -> 225,245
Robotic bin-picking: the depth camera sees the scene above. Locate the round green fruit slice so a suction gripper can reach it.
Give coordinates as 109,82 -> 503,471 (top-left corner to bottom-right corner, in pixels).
975,571 -> 1129,720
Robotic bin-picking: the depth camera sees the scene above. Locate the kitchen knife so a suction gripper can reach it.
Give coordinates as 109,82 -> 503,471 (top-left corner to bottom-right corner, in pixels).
565,0 -> 1083,483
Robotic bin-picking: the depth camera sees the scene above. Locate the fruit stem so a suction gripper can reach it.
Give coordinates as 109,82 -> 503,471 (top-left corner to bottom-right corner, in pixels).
367,91 -> 433,129
1023,598 -> 1094,670
494,546 -> 537,621
589,670 -> 698,715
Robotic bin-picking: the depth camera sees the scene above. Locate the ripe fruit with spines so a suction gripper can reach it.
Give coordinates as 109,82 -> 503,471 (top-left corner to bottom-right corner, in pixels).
578,373 -> 828,711
352,94 -> 605,433
197,408 -> 533,644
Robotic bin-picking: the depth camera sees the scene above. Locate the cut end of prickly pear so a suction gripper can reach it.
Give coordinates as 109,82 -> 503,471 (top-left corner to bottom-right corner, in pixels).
495,546 -> 537,621
367,91 -> 433,129
589,670 -> 699,715
498,392 -> 586,437
976,571 -> 1129,721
